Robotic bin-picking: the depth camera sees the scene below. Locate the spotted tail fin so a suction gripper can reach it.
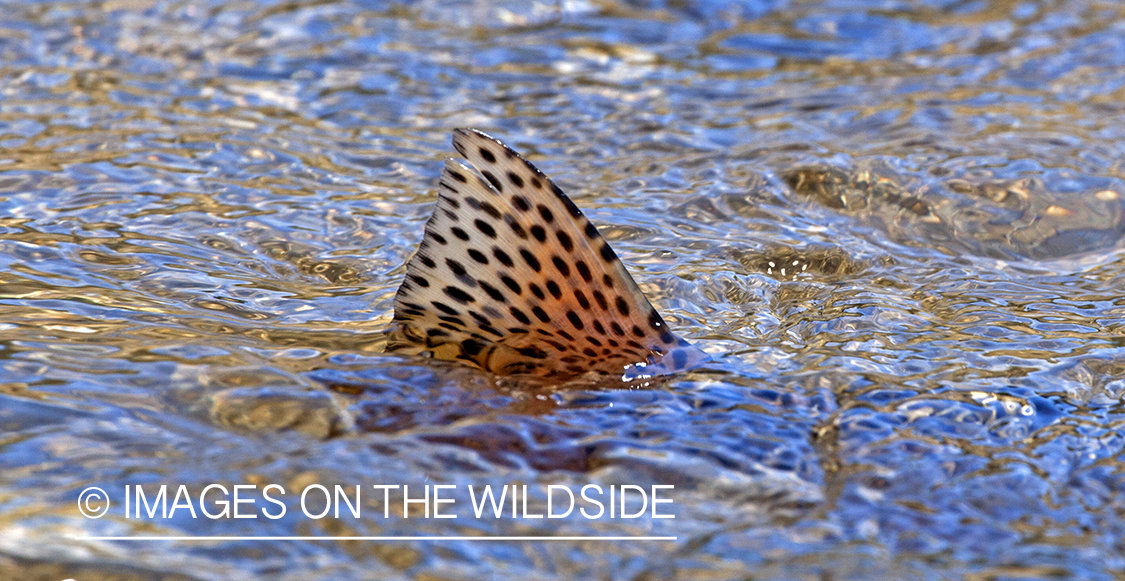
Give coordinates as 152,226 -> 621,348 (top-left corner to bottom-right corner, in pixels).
387,128 -> 708,379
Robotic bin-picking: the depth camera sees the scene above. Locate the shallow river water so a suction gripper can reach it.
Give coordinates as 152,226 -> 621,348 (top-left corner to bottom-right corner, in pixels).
2,0 -> 1125,579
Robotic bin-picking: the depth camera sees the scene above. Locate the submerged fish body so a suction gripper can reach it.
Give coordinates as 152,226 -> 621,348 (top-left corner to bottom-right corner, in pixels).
386,128 -> 708,379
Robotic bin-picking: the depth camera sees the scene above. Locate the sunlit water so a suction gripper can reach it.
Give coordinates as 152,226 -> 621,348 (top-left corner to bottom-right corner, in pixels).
2,0 -> 1124,579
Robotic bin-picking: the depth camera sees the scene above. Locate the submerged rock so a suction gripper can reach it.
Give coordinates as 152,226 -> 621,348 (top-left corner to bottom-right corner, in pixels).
784,163 -> 1125,260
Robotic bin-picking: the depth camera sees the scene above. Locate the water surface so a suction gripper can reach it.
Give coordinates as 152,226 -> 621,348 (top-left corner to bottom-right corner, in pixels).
2,0 -> 1125,579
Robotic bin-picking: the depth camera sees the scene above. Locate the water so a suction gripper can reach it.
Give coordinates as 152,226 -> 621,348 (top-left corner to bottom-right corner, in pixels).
2,0 -> 1124,578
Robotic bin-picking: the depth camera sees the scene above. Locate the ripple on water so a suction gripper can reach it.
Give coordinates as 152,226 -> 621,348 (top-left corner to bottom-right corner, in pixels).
2,0 -> 1125,579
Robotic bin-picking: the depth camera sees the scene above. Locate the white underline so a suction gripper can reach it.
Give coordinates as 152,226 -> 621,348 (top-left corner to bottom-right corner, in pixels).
73,536 -> 676,541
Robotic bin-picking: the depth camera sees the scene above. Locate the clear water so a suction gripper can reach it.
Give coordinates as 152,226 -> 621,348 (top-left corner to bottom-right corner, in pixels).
2,0 -> 1124,579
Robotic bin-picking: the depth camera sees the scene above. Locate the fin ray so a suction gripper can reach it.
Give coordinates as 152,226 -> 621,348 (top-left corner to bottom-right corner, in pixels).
388,129 -> 708,378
